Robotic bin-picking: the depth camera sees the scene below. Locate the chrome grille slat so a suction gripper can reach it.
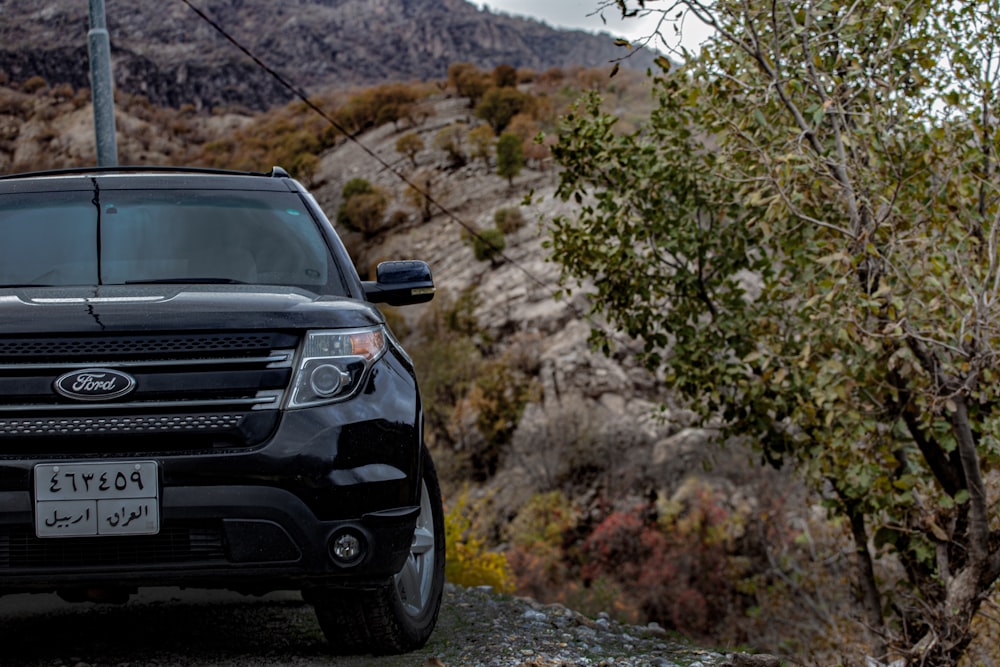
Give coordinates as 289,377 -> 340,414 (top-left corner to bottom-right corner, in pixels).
0,414 -> 244,436
0,351 -> 293,371
0,394 -> 278,414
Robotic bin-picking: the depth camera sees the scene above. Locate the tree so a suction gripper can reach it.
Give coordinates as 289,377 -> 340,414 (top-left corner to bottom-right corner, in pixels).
395,131 -> 424,168
550,1 -> 1000,664
507,114 -> 549,169
475,87 -> 534,134
467,124 -> 495,168
495,133 -> 524,187
433,123 -> 467,169
492,63 -> 518,88
405,168 -> 448,222
448,62 -> 490,108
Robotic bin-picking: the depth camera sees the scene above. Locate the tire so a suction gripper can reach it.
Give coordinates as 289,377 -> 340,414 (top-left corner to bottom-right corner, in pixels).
308,447 -> 445,655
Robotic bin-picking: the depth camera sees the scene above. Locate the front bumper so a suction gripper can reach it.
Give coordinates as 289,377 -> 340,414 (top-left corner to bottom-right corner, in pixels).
0,482 -> 419,594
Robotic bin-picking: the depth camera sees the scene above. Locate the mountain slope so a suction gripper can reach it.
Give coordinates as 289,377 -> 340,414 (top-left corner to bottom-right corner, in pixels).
0,0 -> 655,110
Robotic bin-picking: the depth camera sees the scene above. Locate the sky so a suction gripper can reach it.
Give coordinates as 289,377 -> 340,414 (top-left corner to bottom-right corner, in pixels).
471,0 -> 715,53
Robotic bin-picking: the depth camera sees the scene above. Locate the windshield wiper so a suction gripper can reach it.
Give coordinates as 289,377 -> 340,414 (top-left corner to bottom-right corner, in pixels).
124,278 -> 248,285
0,284 -> 56,288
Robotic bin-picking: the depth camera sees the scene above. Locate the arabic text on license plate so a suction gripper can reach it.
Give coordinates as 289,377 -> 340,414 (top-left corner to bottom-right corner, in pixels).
34,461 -> 159,538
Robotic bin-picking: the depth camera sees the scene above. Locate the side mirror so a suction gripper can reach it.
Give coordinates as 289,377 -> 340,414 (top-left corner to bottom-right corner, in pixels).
362,260 -> 435,306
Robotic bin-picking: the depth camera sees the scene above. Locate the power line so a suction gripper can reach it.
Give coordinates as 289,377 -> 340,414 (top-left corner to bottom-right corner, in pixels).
178,0 -> 560,297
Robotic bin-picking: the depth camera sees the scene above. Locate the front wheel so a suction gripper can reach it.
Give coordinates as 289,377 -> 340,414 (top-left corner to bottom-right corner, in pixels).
308,447 -> 445,655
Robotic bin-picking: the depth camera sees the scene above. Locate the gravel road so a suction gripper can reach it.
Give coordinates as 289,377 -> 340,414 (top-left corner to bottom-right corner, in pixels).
0,585 -> 749,667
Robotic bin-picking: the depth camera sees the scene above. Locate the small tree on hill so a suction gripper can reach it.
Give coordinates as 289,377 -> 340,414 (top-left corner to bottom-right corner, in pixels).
448,62 -> 490,108
433,123 -> 467,169
467,124 -> 495,168
405,168 -> 447,222
492,64 -> 518,88
496,133 -> 524,187
475,87 -> 533,134
395,131 -> 424,168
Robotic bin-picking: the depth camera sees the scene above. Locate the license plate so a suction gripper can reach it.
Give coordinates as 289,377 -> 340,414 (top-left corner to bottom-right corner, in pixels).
34,461 -> 159,538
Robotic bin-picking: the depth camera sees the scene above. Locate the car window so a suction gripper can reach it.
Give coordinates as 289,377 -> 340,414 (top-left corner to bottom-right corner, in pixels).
0,195 -> 98,286
0,188 -> 346,294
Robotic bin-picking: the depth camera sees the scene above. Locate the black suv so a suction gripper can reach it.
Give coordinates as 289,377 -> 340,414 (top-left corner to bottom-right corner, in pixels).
0,166 -> 444,654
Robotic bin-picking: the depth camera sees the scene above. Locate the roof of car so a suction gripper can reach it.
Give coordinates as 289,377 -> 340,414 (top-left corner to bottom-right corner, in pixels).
0,166 -> 296,193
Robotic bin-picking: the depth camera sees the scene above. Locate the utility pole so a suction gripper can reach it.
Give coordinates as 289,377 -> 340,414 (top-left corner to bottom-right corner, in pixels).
88,0 -> 118,167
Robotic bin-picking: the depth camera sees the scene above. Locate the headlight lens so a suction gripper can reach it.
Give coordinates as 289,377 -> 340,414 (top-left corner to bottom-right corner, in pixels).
287,327 -> 387,408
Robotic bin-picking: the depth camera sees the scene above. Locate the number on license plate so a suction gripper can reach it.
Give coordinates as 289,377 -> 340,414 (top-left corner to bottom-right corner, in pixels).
34,461 -> 160,538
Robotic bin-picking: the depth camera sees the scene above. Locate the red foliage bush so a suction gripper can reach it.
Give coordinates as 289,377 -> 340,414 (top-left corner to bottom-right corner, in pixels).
578,493 -> 746,638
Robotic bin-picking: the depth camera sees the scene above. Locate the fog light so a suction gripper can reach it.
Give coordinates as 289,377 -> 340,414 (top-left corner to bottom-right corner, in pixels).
330,531 -> 364,565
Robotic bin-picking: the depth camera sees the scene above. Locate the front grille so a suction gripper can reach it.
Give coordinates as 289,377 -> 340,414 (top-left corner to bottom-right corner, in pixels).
0,525 -> 225,568
0,331 -> 298,454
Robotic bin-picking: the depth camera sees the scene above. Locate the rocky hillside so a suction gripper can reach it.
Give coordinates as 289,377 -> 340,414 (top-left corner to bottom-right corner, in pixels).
0,0 -> 657,111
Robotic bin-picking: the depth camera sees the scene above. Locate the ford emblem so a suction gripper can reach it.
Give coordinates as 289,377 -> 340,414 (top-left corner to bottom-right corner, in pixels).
54,368 -> 137,401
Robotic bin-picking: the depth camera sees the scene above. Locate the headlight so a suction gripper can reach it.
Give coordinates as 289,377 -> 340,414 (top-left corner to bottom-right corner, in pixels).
287,327 -> 387,408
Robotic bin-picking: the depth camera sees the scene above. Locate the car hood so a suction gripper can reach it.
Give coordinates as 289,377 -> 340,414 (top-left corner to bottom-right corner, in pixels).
0,285 -> 383,334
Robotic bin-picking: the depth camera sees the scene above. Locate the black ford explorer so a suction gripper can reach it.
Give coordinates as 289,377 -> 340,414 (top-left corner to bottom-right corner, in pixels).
0,166 -> 444,655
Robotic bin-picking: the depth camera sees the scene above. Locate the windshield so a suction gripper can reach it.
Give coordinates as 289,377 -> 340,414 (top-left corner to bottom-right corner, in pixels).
0,187 -> 346,294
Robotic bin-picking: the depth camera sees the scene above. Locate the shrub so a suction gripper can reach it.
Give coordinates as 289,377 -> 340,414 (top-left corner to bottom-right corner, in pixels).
336,83 -> 421,133
462,355 -> 540,480
336,178 -> 388,236
516,67 -> 536,84
433,123 -> 467,168
506,113 -> 539,142
448,62 -> 490,107
50,83 -> 74,102
340,177 -> 373,201
467,124 -> 495,167
475,87 -> 534,134
444,491 -> 514,593
387,209 -> 410,230
496,133 -> 524,185
290,152 -> 320,184
0,93 -> 28,118
340,190 -> 388,236
492,64 -> 518,88
493,206 -> 526,234
405,168 -> 447,222
197,96 -> 336,172
405,287 -> 485,460
577,485 -> 749,638
395,131 -> 424,168
505,491 -> 578,598
469,227 -> 506,263
21,75 -> 47,94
